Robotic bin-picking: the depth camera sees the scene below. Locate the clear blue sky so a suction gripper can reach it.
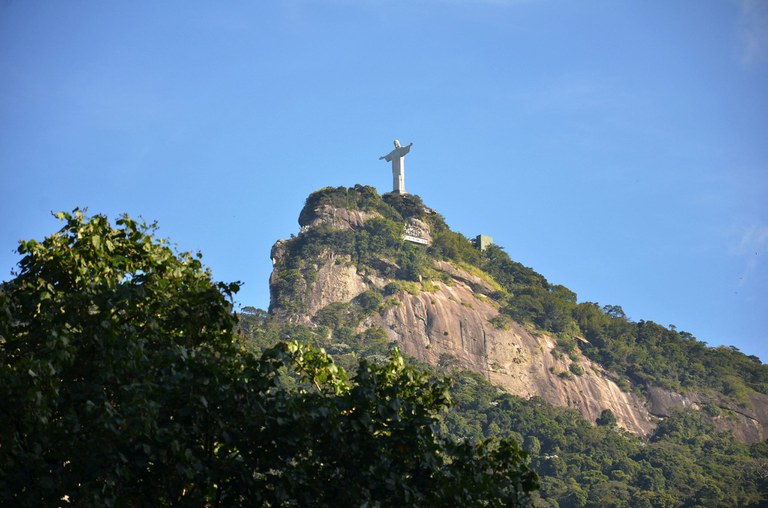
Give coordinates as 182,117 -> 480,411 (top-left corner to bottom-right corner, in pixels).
1,1 -> 766,361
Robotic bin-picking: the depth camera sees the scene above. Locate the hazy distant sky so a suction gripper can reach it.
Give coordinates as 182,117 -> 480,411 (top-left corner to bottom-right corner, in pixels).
1,1 -> 766,361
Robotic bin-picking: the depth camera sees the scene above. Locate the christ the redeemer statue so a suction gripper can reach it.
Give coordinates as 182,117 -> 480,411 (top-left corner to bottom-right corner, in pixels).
379,139 -> 412,194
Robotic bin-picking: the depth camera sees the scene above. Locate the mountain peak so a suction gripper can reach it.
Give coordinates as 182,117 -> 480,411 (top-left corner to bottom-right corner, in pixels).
268,185 -> 768,442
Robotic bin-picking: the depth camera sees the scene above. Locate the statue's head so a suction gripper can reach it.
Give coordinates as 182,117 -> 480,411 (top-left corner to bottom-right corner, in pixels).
394,139 -> 401,148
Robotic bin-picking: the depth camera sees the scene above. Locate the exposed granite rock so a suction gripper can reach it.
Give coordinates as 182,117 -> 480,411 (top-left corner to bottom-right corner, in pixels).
304,254 -> 371,317
300,204 -> 381,231
270,239 -> 287,267
722,392 -> 768,443
364,267 -> 655,436
647,385 -> 768,443
646,386 -> 702,417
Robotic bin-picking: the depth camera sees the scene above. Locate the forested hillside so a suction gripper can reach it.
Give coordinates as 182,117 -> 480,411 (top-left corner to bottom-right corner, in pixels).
272,185 -> 767,401
262,185 -> 768,507
239,307 -> 767,507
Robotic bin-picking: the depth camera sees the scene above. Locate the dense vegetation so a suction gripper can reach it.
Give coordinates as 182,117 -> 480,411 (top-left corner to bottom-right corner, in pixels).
238,311 -> 768,507
275,186 -> 768,400
0,211 -> 537,506
264,184 -> 768,506
445,371 -> 767,507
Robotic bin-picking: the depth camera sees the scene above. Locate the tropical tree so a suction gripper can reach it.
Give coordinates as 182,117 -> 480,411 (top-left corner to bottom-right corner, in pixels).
0,210 -> 537,507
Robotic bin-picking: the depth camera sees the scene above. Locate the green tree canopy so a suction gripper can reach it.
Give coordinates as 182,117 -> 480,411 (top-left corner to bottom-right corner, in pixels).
0,210 -> 537,507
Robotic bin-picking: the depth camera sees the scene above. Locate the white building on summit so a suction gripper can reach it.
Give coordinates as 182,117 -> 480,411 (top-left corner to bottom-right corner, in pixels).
379,139 -> 413,194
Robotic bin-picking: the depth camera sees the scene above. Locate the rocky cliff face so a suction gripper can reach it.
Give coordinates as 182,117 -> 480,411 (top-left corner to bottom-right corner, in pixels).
298,204 -> 381,231
269,191 -> 768,442
271,244 -> 655,434
366,261 -> 656,435
645,385 -> 768,443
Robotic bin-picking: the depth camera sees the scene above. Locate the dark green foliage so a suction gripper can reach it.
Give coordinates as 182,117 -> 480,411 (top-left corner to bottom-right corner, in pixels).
429,229 -> 481,265
245,344 -> 539,508
382,191 -> 428,220
236,306 -> 272,353
298,184 -> 391,226
398,246 -> 432,281
480,244 -> 549,291
260,253 -> 768,503
0,210 -> 538,506
489,314 -> 512,330
556,335 -> 578,355
442,371 -> 767,507
353,289 -> 384,314
246,312 -> 762,508
477,245 -> 577,334
313,301 -> 363,330
0,210 -> 243,505
596,409 -> 617,427
573,304 -> 768,396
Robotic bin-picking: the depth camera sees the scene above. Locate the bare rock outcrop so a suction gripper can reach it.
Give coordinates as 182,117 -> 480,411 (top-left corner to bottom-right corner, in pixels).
300,204 -> 380,231
647,385 -> 768,443
271,241 -> 656,434
363,267 -> 655,435
304,254 -> 371,317
646,386 -> 702,417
